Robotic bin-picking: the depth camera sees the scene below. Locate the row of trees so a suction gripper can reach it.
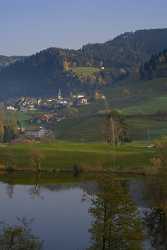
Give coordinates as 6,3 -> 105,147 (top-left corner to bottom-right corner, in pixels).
0,112 -> 19,143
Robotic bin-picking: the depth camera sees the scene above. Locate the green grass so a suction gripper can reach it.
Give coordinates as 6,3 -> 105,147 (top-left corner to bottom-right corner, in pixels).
55,112 -> 167,142
122,96 -> 167,115
126,116 -> 167,140
0,142 -> 154,174
71,67 -> 100,78
102,77 -> 167,110
55,115 -> 104,142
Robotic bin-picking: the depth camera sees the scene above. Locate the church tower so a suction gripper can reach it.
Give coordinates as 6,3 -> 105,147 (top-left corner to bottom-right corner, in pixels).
58,88 -> 62,100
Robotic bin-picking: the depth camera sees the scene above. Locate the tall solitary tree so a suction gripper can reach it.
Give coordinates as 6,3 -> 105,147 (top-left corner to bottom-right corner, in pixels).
104,110 -> 127,146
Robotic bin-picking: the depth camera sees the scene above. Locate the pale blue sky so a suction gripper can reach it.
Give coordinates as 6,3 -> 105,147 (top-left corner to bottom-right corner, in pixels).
0,0 -> 167,55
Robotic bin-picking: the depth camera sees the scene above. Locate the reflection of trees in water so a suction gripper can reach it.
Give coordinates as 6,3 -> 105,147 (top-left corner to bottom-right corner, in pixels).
6,184 -> 14,199
28,181 -> 97,200
145,208 -> 167,250
0,218 -> 43,250
29,184 -> 44,200
4,175 -> 98,201
88,175 -> 143,250
144,177 -> 167,250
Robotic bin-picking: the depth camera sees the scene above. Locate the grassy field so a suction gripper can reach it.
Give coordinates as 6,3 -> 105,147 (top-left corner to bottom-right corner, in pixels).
122,96 -> 167,115
55,112 -> 167,142
103,77 -> 167,111
0,142 -> 154,174
71,67 -> 100,78
55,114 -> 104,142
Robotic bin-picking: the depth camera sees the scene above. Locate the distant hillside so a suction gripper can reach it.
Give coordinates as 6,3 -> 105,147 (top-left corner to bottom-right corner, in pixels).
0,55 -> 24,70
1,28 -> 167,99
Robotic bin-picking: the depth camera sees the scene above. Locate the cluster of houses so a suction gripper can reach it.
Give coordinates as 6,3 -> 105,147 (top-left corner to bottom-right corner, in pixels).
5,89 -> 89,113
4,90 -> 90,141
4,90 -> 107,142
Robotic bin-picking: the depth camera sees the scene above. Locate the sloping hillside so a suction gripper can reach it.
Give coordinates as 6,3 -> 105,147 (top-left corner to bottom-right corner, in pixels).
1,28 -> 167,98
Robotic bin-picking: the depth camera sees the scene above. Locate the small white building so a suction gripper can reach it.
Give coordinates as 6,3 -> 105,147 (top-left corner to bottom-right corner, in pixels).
74,95 -> 88,106
6,106 -> 17,111
79,97 -> 88,105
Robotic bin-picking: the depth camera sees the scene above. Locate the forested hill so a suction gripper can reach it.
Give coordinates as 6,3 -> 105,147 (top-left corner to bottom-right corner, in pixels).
81,28 -> 167,73
1,28 -> 167,99
140,49 -> 167,80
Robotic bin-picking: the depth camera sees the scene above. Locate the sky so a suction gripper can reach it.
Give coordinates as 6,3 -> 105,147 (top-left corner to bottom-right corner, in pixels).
0,0 -> 167,56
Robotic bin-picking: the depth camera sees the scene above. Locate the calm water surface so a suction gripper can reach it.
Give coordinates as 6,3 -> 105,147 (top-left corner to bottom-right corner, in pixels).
0,174 -> 166,250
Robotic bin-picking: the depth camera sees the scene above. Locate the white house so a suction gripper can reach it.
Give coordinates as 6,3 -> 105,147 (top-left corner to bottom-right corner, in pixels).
6,106 -> 17,111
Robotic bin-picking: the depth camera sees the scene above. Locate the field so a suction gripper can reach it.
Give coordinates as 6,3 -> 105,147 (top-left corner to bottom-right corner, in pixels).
103,77 -> 167,111
0,142 -> 154,174
122,96 -> 167,114
71,67 -> 100,78
54,112 -> 167,142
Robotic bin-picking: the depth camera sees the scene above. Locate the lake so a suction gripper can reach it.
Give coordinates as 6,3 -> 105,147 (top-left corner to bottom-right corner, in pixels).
0,173 -> 166,250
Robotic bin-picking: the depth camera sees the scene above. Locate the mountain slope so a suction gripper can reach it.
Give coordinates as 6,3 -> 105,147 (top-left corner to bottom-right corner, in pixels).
1,28 -> 167,99
81,28 -> 167,79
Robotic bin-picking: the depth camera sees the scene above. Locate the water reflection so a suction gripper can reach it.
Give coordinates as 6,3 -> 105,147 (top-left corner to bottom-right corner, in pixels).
145,208 -> 167,250
88,174 -> 143,250
143,176 -> 167,250
6,184 -> 14,199
0,174 -> 167,249
0,175 -> 92,250
0,218 -> 43,250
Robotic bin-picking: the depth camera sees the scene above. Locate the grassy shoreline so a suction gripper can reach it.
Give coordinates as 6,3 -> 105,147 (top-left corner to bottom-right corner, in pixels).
0,142 -> 155,174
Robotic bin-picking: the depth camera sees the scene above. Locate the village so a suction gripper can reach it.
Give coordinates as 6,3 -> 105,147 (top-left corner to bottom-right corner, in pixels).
5,89 -> 89,112
3,89 -> 92,141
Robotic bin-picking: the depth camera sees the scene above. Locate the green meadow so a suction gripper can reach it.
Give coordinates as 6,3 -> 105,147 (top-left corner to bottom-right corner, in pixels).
0,142 -> 154,174
71,66 -> 100,78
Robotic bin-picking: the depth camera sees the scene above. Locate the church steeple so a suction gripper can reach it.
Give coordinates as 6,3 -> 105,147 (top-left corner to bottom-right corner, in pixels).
58,88 -> 62,100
